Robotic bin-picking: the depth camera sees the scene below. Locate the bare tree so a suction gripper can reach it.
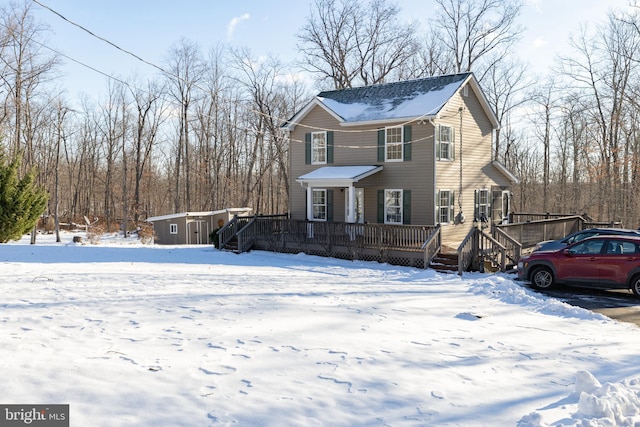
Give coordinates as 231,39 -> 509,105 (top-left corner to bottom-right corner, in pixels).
164,39 -> 204,212
297,0 -> 418,89
566,16 -> 638,221
431,0 -> 523,80
483,57 -> 534,161
128,78 -> 166,221
0,1 -> 58,164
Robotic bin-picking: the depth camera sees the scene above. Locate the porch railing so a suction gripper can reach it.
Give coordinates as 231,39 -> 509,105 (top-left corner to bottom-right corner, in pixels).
457,228 -> 477,274
457,227 -> 508,275
421,224 -> 442,267
495,215 -> 585,249
221,216 -> 439,268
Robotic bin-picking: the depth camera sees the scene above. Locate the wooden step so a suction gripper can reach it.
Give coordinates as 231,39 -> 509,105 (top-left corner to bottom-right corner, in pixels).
430,252 -> 459,273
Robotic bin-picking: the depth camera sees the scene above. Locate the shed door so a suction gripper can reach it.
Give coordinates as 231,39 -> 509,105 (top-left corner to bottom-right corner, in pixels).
188,220 -> 209,244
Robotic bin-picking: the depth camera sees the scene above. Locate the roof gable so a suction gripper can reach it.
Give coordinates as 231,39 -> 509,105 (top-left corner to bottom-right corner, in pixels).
283,72 -> 498,130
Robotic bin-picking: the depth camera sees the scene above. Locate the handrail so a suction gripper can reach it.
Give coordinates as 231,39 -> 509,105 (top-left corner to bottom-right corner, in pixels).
235,216 -> 257,253
492,226 -> 522,265
478,230 -> 507,272
217,215 -> 252,249
420,224 -> 441,267
216,216 -> 239,249
457,228 -> 477,275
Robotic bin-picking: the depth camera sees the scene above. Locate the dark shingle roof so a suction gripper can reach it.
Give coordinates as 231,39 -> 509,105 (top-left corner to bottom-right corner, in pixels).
316,73 -> 472,123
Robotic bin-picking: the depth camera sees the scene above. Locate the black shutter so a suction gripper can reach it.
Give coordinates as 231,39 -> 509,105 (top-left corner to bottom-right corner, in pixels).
377,190 -> 384,223
403,190 -> 411,224
327,131 -> 334,164
403,125 -> 412,161
305,133 -> 311,164
377,129 -> 385,162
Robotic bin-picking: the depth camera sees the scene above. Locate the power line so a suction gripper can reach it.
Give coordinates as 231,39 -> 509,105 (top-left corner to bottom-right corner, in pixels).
29,0 -> 443,145
32,0 -> 171,77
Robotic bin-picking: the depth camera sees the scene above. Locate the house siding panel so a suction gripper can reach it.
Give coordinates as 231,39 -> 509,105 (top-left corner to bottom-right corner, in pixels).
289,105 -> 436,225
433,83 -> 507,244
286,73 -> 517,248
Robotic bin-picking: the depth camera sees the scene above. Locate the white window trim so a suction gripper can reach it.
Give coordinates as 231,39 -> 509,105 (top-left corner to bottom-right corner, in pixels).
312,188 -> 327,222
437,125 -> 454,161
478,188 -> 489,222
311,131 -> 327,165
384,189 -> 403,225
385,126 -> 404,162
169,223 -> 178,234
438,190 -> 455,225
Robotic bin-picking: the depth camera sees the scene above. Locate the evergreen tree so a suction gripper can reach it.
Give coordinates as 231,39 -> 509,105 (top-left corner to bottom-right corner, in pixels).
0,154 -> 48,243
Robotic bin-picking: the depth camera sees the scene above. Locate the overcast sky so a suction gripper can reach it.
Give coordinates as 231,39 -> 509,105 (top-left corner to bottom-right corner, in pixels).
29,0 -> 634,100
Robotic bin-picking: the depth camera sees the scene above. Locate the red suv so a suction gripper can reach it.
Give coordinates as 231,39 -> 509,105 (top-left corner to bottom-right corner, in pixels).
518,235 -> 640,296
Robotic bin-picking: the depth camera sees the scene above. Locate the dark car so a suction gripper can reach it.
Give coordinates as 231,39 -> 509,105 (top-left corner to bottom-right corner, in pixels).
532,227 -> 640,252
518,235 -> 640,296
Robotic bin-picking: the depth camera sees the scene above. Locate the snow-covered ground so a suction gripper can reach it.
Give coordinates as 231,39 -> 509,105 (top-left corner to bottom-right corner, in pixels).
2,231 -> 640,426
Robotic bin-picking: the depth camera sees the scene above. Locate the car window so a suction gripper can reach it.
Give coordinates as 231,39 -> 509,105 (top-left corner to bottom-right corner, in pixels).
567,232 -> 596,244
568,239 -> 605,255
604,241 -> 640,255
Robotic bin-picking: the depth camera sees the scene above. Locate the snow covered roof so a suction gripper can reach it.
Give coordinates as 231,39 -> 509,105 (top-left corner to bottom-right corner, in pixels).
146,207 -> 252,222
296,165 -> 383,187
283,73 -> 498,130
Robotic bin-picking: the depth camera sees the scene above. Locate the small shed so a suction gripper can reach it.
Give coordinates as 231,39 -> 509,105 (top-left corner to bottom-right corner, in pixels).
146,207 -> 252,245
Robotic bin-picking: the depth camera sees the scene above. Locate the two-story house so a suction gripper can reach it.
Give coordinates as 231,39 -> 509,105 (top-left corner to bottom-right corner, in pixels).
283,72 -> 519,247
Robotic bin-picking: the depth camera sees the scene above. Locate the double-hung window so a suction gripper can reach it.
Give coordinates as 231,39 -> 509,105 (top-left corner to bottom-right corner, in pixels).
312,189 -> 327,221
311,131 -> 327,164
305,131 -> 333,165
385,189 -> 403,224
437,125 -> 454,160
385,126 -> 403,161
437,190 -> 455,224
477,189 -> 489,222
377,125 -> 411,162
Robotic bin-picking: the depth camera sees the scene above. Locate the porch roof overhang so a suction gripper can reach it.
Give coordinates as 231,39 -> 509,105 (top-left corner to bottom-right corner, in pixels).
296,165 -> 383,188
492,160 -> 520,185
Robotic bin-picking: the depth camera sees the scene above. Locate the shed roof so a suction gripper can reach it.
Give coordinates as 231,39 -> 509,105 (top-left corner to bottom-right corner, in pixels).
146,207 -> 252,223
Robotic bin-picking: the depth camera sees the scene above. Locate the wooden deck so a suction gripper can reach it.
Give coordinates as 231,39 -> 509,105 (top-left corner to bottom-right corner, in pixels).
217,214 -> 608,274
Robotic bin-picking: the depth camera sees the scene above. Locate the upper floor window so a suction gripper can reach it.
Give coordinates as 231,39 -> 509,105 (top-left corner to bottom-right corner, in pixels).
311,131 -> 327,164
305,131 -> 333,165
377,126 -> 411,162
437,125 -> 455,161
385,126 -> 403,161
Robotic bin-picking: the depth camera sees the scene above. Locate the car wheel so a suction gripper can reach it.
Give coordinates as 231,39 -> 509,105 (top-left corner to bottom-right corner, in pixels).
631,275 -> 640,297
530,267 -> 554,290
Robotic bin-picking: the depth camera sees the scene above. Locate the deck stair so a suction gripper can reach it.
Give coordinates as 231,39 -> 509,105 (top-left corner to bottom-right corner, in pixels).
221,236 -> 239,252
429,252 -> 459,273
